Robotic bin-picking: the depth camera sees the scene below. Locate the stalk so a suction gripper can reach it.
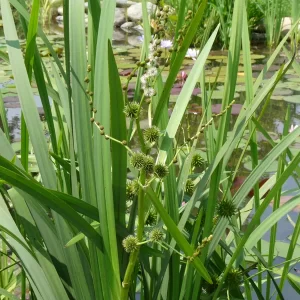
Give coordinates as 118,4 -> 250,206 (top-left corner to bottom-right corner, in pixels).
121,101 -> 147,299
120,171 -> 146,299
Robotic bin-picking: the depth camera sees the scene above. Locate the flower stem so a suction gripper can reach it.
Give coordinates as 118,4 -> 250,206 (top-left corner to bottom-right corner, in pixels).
120,170 -> 146,299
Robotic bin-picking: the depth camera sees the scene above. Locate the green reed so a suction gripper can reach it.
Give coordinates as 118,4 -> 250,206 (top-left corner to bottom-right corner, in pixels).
0,0 -> 300,299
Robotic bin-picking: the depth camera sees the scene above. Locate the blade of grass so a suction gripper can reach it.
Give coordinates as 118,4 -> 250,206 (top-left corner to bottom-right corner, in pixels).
152,0 -> 208,126
157,25 -> 219,164
212,143 -> 300,299
145,186 -> 212,283
1,0 -> 56,189
204,0 -> 244,252
93,0 -> 121,298
0,158 -> 103,250
0,92 -> 9,140
278,214 -> 300,295
0,194 -> 63,300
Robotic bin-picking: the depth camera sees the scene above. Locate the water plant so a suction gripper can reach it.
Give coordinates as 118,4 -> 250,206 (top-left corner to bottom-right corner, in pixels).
0,0 -> 300,299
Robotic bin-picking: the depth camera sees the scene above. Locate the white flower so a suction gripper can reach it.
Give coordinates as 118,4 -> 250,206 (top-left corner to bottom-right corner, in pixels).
147,67 -> 158,77
149,42 -> 156,52
289,124 -> 299,133
138,35 -> 144,42
140,74 -> 150,88
144,87 -> 156,97
161,39 -> 173,49
185,48 -> 200,60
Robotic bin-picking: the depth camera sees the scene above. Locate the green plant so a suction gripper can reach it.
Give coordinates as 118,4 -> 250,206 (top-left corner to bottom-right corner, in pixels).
0,0 -> 300,299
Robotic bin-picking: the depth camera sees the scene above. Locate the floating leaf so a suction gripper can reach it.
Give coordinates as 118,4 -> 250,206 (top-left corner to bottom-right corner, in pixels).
273,88 -> 293,96
118,63 -> 136,69
283,95 -> 300,103
244,158 -> 278,172
211,103 -> 243,115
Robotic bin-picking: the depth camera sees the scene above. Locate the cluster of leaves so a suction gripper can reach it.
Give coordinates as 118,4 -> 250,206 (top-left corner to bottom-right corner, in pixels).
0,1 -> 300,300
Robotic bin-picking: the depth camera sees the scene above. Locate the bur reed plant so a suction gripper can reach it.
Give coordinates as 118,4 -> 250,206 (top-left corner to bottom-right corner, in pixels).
1,0 -> 300,299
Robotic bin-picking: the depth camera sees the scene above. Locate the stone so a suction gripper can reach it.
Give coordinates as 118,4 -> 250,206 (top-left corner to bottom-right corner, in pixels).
113,29 -> 126,42
57,6 -> 63,15
127,2 -> 157,22
133,25 -> 143,33
120,21 -> 135,29
281,17 -> 300,35
55,15 -> 64,23
116,0 -> 135,8
127,35 -> 143,47
114,8 -> 126,27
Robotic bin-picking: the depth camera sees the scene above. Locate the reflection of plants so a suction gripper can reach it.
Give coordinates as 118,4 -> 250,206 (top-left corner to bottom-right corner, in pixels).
8,115 -> 20,142
1,1 -> 300,300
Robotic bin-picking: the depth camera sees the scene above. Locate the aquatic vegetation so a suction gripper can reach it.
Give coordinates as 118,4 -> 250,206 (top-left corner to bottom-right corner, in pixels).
0,1 -> 300,300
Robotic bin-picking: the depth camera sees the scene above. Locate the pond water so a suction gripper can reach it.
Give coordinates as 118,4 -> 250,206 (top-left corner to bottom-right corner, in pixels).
1,21 -> 300,298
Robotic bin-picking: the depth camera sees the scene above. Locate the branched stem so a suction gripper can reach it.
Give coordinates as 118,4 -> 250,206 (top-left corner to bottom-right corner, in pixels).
120,171 -> 146,299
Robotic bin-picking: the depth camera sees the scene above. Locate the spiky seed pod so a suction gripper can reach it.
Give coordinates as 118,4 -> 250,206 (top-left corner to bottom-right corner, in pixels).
122,235 -> 139,253
143,155 -> 154,174
226,268 -> 243,286
126,180 -> 139,200
149,229 -> 164,242
191,154 -> 204,168
130,153 -> 146,170
143,126 -> 160,144
185,179 -> 195,196
84,77 -> 90,83
123,102 -> 140,119
154,163 -> 169,179
145,210 -> 157,226
216,199 -> 237,218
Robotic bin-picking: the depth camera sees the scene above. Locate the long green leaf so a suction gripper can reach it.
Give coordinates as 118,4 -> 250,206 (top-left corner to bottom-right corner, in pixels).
152,0 -> 208,126
0,158 -> 103,251
93,0 -> 121,298
145,186 -> 212,283
1,0 -> 56,189
158,25 -> 219,163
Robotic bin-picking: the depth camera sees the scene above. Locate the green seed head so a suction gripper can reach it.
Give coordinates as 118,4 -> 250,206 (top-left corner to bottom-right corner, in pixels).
143,155 -> 154,174
143,126 -> 160,144
126,180 -> 139,200
122,235 -> 139,253
149,229 -> 164,242
191,154 -> 204,168
123,101 -> 140,119
216,199 -> 237,218
226,268 -> 243,286
130,153 -> 146,170
185,179 -> 195,196
145,209 -> 157,226
154,163 -> 169,179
